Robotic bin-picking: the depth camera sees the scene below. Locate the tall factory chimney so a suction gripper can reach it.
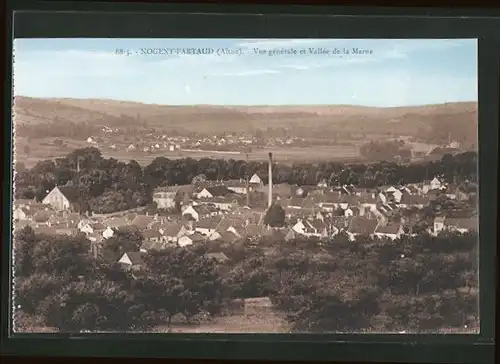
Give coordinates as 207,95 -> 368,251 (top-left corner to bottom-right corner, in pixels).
268,152 -> 273,208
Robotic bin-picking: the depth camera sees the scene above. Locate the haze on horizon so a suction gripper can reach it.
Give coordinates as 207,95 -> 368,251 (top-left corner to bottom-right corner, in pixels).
14,95 -> 477,109
13,38 -> 478,107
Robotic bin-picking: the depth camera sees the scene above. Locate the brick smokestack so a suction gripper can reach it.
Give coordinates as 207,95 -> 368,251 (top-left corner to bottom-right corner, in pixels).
268,152 -> 273,208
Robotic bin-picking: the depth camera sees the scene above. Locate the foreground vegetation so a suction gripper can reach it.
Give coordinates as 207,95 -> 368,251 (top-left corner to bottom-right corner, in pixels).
14,227 -> 478,333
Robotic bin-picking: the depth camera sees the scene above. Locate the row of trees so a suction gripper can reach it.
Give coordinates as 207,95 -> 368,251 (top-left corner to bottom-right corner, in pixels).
14,147 -> 478,214
14,224 -> 478,333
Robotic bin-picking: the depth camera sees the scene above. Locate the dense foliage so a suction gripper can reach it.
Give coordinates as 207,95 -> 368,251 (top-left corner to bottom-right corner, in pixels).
13,226 -> 227,332
15,147 -> 477,214
14,226 -> 478,333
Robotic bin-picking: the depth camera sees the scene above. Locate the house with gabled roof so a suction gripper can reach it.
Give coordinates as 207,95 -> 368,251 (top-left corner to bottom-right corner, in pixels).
13,206 -> 30,221
195,217 -> 223,236
130,214 -> 155,230
140,240 -> 156,253
143,229 -> 162,243
433,216 -> 478,235
249,173 -> 263,185
157,222 -> 183,242
200,196 -> 241,212
197,185 -> 231,199
42,186 -> 80,211
205,252 -> 229,263
103,217 -> 128,229
292,218 -> 327,238
182,205 -> 199,221
196,204 -> 221,218
225,179 -> 250,195
152,187 -> 178,210
374,223 -> 405,240
102,226 -> 115,239
118,252 -> 143,270
346,217 -> 380,241
178,232 -> 206,247
77,218 -> 95,230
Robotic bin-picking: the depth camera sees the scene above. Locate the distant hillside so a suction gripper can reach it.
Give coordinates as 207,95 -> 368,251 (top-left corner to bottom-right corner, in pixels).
12,96 -> 477,147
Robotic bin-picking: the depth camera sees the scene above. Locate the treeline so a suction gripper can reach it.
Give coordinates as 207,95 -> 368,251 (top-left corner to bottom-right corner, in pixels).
14,227 -> 478,333
14,147 -> 478,214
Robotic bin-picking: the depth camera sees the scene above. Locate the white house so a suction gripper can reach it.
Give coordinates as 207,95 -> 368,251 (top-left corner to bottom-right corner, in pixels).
197,188 -> 214,199
385,186 -> 398,193
391,189 -> 403,203
182,205 -> 199,221
118,252 -> 142,269
227,226 -> 242,238
249,173 -> 263,185
77,219 -> 93,230
208,231 -> 222,241
87,137 -> 94,143
102,226 -> 115,239
430,177 -> 443,190
178,235 -> 194,247
13,206 -> 28,221
344,208 -> 354,217
42,186 -> 78,211
79,223 -> 94,235
433,216 -> 446,235
226,180 -> 249,194
292,219 -> 328,238
317,179 -> 328,188
292,220 -> 306,235
153,189 -> 177,209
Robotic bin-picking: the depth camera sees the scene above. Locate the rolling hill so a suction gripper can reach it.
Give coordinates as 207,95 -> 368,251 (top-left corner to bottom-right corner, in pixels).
12,96 -> 477,146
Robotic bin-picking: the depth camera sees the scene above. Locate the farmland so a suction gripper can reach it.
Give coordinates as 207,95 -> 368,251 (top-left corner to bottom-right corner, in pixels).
13,96 -> 476,168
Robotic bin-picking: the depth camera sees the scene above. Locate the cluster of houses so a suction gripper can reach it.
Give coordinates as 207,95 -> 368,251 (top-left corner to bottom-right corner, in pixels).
86,131 -> 260,155
13,172 -> 477,269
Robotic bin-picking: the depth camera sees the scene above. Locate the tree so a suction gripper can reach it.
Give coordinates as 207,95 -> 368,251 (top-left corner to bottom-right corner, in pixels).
140,247 -> 229,324
263,202 -> 285,228
191,173 -> 207,186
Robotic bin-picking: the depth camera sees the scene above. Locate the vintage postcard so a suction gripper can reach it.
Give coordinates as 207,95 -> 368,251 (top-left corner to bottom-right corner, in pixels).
11,38 -> 479,334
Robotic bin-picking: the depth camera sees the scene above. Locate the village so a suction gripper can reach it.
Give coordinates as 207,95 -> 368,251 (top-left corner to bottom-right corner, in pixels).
13,151 -> 478,271
85,128 -> 293,154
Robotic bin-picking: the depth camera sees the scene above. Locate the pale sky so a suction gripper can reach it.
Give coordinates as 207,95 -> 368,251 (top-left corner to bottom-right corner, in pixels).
13,38 -> 477,107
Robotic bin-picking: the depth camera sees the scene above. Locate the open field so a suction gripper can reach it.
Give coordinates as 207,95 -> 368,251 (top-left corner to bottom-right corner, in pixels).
15,136 -> 362,168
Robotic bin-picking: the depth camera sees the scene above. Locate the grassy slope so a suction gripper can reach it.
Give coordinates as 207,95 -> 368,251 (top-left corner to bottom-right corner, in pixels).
13,96 -> 477,135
